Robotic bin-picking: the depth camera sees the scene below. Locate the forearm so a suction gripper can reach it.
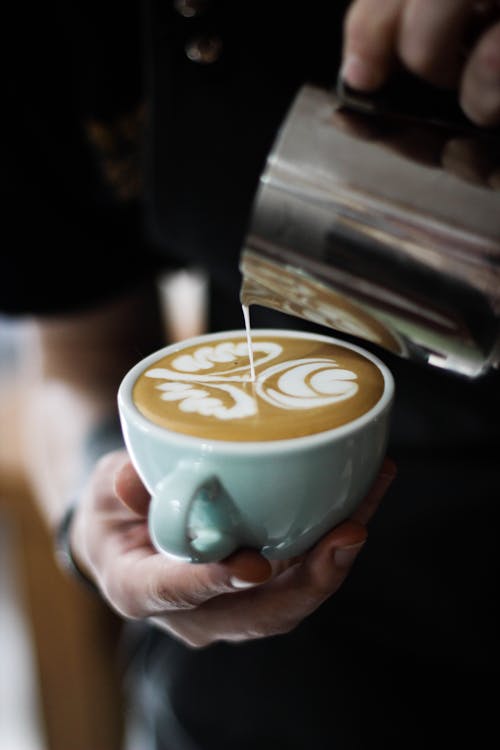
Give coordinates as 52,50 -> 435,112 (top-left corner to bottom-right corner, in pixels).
22,281 -> 165,529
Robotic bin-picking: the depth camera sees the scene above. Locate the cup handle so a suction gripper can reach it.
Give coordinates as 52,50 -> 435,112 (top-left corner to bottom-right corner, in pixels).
148,462 -> 240,563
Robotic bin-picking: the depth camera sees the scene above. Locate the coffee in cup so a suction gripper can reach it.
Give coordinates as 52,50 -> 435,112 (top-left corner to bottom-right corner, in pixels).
118,330 -> 393,562
132,333 -> 384,442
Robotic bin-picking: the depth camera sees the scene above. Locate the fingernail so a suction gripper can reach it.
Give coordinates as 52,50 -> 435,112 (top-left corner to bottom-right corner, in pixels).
230,577 -> 261,589
341,54 -> 379,90
334,541 -> 365,569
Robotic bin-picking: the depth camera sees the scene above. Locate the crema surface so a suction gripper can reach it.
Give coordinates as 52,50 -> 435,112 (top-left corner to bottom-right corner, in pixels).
132,335 -> 384,441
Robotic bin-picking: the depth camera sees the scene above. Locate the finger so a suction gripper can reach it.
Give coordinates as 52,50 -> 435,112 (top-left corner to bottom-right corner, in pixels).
460,20 -> 500,125
113,454 -> 395,619
114,457 -> 151,515
342,0 -> 404,90
155,521 -> 369,646
102,543 -> 273,619
230,521 -> 367,628
351,457 -> 397,525
294,520 -> 367,594
234,522 -> 367,612
398,0 -> 473,88
85,449 -> 134,513
241,521 -> 368,614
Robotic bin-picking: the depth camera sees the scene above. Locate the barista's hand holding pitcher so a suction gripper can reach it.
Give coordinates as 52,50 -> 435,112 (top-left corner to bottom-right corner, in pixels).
342,0 -> 500,126
70,451 -> 395,648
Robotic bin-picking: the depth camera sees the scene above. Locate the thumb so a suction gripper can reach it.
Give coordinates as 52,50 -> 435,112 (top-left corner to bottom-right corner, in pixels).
117,549 -> 274,617
114,458 -> 150,516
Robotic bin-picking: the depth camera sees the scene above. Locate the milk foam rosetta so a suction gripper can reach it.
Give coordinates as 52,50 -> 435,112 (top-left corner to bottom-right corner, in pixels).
132,335 -> 385,441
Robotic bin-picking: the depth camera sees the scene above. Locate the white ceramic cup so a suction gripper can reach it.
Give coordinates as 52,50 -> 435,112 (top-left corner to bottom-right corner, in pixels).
118,329 -> 394,563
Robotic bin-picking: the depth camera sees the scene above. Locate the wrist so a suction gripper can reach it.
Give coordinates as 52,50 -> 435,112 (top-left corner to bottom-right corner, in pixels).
54,415 -> 125,594
55,501 -> 99,594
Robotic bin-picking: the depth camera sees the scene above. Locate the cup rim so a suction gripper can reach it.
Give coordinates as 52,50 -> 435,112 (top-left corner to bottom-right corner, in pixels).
118,328 -> 394,454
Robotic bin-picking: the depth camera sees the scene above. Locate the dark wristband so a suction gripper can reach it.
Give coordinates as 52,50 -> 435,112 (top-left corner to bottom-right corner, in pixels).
55,502 -> 99,594
54,414 -> 125,594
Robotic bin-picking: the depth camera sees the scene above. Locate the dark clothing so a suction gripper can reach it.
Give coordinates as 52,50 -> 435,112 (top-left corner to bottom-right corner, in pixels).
3,1 -> 162,314
4,2 -> 499,748
124,354 -> 500,750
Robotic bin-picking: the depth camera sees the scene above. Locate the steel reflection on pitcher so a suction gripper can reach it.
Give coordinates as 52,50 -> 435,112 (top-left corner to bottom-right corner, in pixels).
240,84 -> 500,379
240,250 -> 405,355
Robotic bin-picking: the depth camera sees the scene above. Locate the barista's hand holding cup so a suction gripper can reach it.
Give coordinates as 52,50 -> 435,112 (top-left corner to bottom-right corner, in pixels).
118,329 -> 394,564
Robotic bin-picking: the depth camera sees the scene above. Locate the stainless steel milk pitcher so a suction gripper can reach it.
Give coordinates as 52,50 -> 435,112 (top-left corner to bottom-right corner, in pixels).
240,84 -> 500,378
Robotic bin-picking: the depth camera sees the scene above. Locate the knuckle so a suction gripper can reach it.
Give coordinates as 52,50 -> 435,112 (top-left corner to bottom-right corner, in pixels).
460,27 -> 500,126
273,620 -> 298,637
89,451 -> 128,496
460,94 -> 500,126
100,571 -> 143,618
314,578 -> 342,600
148,578 -> 198,611
149,618 -> 211,648
95,449 -> 127,475
247,616 -> 298,640
183,635 -> 210,649
298,573 -> 342,604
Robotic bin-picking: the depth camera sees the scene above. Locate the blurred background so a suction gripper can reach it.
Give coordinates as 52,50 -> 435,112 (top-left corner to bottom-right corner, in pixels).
0,270 -> 207,750
0,316 -> 47,750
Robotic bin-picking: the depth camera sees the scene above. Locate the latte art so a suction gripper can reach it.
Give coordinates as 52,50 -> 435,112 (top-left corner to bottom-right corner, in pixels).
256,358 -> 358,410
132,335 -> 384,441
